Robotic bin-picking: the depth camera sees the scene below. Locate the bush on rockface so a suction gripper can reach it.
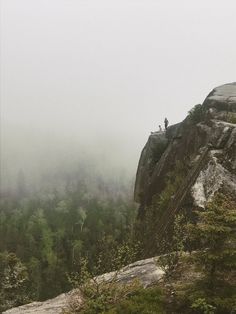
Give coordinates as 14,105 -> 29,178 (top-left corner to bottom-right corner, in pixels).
188,104 -> 206,123
106,286 -> 165,314
65,267 -> 156,314
64,245 -> 143,314
65,268 -> 165,314
158,214 -> 186,280
227,112 -> 236,124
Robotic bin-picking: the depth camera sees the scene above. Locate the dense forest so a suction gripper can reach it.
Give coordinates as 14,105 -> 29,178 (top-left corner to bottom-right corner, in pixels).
1,167 -> 236,314
0,166 -> 138,311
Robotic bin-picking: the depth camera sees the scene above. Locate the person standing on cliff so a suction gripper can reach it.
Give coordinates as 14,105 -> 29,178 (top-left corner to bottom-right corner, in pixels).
164,118 -> 169,130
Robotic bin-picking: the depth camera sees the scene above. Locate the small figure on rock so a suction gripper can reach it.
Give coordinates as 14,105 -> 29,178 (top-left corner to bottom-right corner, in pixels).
159,125 -> 162,132
164,117 -> 169,130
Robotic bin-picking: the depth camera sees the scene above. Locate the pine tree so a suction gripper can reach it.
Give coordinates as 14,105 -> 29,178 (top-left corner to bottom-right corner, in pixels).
187,193 -> 236,286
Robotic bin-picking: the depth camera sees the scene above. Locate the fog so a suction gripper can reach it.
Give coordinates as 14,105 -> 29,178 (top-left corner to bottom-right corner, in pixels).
1,0 -> 236,192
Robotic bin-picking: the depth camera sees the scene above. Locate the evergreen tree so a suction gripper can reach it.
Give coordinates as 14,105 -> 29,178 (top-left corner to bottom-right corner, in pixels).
184,194 -> 236,313
187,194 -> 236,286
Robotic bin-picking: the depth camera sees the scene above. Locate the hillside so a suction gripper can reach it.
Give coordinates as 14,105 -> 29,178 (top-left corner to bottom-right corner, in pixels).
3,83 -> 236,313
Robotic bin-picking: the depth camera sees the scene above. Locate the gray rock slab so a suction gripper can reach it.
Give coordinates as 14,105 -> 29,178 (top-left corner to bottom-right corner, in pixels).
4,257 -> 164,314
3,292 -> 75,314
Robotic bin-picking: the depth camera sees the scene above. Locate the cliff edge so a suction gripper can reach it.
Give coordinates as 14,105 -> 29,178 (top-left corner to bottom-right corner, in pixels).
134,83 -> 236,240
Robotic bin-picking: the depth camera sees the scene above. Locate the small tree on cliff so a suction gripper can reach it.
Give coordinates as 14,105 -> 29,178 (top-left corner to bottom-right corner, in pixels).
187,193 -> 236,287
158,214 -> 186,280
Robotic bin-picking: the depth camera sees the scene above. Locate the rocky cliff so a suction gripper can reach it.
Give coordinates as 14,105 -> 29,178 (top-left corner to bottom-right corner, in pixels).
4,83 -> 236,314
134,83 -> 236,240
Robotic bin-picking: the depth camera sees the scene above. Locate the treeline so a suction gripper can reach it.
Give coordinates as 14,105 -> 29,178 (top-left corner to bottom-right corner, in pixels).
0,178 -> 137,311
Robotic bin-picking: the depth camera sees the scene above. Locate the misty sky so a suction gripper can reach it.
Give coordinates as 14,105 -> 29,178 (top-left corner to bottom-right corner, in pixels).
1,0 -> 236,185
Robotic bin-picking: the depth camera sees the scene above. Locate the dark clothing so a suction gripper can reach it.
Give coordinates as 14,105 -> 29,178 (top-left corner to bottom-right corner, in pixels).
164,118 -> 169,130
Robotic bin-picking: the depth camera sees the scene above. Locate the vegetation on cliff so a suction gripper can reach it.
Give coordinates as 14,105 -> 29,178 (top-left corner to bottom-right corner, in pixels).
63,193 -> 236,314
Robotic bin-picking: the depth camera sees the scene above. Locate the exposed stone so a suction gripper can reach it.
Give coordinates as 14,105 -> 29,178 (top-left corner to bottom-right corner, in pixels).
203,82 -> 236,112
4,258 -> 164,314
134,131 -> 168,204
96,257 -> 164,288
3,291 -> 79,314
134,82 -> 236,229
192,152 -> 236,208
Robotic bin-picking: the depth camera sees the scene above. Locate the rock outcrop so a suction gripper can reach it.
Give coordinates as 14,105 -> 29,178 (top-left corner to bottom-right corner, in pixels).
134,83 -> 236,237
5,83 -> 236,314
3,258 -> 164,314
3,292 -> 78,314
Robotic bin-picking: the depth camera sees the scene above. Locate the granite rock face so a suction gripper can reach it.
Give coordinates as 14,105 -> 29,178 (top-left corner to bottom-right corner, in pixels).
4,258 -> 164,314
134,83 -> 236,227
3,291 -> 78,314
134,131 -> 168,204
204,83 -> 236,112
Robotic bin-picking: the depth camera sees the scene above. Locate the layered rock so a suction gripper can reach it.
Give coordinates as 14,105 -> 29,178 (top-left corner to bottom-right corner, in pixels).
134,83 -> 236,232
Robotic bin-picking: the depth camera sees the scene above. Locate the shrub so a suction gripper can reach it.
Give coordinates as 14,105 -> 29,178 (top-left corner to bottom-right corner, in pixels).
227,113 -> 236,124
158,215 -> 186,280
191,298 -> 216,314
65,257 -> 142,314
188,104 -> 205,123
106,286 -> 165,314
0,252 -> 30,312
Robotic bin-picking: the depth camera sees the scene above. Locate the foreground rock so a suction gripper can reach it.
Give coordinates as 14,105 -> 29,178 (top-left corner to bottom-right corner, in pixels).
3,292 -> 78,314
4,257 -> 164,314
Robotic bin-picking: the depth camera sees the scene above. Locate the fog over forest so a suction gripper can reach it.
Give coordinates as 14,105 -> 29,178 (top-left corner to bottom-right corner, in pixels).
1,0 -> 236,194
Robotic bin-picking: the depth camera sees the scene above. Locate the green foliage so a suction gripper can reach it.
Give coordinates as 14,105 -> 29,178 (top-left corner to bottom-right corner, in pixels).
158,215 -> 186,280
227,112 -> 236,124
156,161 -> 185,213
186,194 -> 236,285
65,256 -> 165,314
106,286 -> 165,314
0,183 -> 137,303
175,194 -> 236,313
64,256 -> 142,314
177,280 -> 236,314
0,252 -> 30,312
191,298 -> 216,314
188,104 -> 206,123
79,279 -> 141,314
